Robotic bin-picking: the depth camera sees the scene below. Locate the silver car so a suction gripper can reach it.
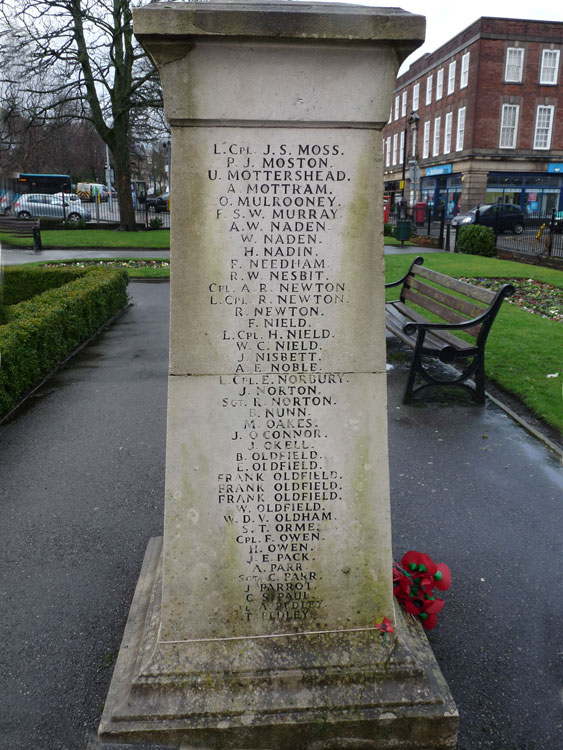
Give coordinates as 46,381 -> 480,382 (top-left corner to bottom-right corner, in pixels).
11,193 -> 91,223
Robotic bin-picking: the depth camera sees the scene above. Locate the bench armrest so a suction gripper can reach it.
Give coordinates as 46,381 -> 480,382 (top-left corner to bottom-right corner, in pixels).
384,256 -> 424,288
403,283 -> 515,336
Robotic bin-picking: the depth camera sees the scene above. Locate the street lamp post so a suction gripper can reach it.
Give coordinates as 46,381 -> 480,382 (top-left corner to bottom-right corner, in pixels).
407,111 -> 420,209
401,114 -> 411,192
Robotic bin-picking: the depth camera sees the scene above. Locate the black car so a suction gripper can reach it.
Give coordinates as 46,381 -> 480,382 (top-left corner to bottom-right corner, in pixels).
146,191 -> 169,213
451,203 -> 525,234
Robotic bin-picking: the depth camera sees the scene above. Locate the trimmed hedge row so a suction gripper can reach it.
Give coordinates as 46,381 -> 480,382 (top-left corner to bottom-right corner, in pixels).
0,267 -> 128,417
2,265 -> 90,306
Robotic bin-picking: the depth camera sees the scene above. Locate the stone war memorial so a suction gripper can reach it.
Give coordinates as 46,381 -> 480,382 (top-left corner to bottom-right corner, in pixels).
99,2 -> 458,747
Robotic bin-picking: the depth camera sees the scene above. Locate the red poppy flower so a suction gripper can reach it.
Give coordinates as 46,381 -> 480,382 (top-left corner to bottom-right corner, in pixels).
374,616 -> 394,634
434,563 -> 451,591
418,612 -> 438,630
423,597 -> 445,615
401,551 -> 437,578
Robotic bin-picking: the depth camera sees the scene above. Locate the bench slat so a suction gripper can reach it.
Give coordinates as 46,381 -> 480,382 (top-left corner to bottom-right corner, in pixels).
412,263 -> 496,304
403,288 -> 481,338
386,312 -> 450,352
390,301 -> 475,350
408,277 -> 486,319
0,218 -> 38,236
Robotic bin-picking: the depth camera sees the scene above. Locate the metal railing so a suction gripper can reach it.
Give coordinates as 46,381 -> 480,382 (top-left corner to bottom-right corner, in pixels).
386,204 -> 563,260
458,207 -> 563,260
2,190 -> 170,229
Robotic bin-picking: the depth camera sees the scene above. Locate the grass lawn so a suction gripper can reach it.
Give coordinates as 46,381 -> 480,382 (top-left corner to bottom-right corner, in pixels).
2,228 -> 413,250
385,253 -> 562,433
383,236 -> 419,246
0,228 -> 170,249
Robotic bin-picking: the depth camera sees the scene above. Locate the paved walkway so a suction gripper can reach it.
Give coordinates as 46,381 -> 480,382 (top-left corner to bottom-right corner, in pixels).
0,282 -> 561,750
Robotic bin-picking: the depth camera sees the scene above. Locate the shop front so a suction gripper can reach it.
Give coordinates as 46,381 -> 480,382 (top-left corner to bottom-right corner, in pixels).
382,179 -> 402,213
420,164 -> 462,218
485,168 -> 563,215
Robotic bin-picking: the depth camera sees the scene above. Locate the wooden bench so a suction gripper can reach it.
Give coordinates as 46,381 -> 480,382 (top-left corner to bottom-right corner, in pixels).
0,216 -> 42,251
385,256 -> 515,404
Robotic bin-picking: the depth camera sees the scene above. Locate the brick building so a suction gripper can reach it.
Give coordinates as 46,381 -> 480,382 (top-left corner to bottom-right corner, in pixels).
382,17 -> 563,219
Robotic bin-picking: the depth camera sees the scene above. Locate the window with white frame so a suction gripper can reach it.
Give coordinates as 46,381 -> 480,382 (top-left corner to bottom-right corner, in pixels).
394,95 -> 400,121
505,47 -> 524,82
399,130 -> 405,164
392,132 -> 398,164
385,136 -> 391,167
413,82 -> 420,110
456,107 -> 466,151
499,104 -> 519,148
422,120 -> 431,159
436,68 -> 444,100
426,74 -> 433,105
433,116 -> 441,156
444,112 -> 453,154
447,60 -> 456,95
533,105 -> 554,149
461,52 -> 470,88
401,90 -> 407,117
540,49 -> 560,85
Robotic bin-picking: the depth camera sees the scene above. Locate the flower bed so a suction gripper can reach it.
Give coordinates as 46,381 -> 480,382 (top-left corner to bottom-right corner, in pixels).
459,277 -> 562,322
40,259 -> 170,270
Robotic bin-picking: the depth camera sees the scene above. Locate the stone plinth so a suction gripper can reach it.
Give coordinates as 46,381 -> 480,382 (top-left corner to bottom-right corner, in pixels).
99,2 -> 458,747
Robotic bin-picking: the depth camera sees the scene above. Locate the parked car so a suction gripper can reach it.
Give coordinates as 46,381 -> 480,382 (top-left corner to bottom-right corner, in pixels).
53,192 -> 82,205
146,191 -> 170,213
451,203 -> 525,234
11,193 -> 91,223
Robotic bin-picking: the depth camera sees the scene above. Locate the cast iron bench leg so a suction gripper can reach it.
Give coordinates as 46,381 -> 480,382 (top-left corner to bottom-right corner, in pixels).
33,226 -> 42,252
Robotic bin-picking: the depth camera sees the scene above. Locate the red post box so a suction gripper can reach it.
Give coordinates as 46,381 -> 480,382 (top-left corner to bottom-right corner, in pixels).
383,194 -> 391,223
415,202 -> 426,224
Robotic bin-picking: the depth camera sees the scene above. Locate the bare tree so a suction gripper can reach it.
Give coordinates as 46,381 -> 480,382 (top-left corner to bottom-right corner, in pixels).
0,0 -> 163,230
0,106 -> 106,181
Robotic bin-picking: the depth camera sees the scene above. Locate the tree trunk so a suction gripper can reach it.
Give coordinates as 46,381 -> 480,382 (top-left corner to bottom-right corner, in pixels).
110,134 -> 136,231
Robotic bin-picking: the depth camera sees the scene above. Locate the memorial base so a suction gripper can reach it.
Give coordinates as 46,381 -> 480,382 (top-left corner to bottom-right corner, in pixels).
99,538 -> 458,749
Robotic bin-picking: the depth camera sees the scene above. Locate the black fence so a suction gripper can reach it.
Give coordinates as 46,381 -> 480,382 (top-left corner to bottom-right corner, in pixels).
82,198 -> 171,229
492,209 -> 563,260
386,204 -> 563,261
0,186 -> 170,229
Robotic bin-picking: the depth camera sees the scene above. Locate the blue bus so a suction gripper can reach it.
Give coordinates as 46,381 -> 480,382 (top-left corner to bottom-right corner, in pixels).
17,173 -> 72,194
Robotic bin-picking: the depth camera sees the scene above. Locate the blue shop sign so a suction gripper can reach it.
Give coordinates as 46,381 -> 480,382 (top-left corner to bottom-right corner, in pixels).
547,163 -> 563,173
425,164 -> 453,176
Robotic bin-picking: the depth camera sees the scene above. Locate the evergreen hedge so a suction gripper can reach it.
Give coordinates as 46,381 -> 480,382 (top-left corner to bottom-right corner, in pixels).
0,267 -> 128,417
456,225 -> 496,257
2,265 -> 90,306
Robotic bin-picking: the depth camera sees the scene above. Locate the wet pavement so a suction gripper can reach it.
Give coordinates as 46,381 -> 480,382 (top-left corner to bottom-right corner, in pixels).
0,282 -> 561,750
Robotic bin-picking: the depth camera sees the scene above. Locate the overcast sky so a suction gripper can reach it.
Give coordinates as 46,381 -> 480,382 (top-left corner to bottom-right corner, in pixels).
331,0 -> 562,73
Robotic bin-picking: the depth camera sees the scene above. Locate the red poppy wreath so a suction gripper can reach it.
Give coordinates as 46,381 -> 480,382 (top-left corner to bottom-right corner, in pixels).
392,550 -> 451,630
